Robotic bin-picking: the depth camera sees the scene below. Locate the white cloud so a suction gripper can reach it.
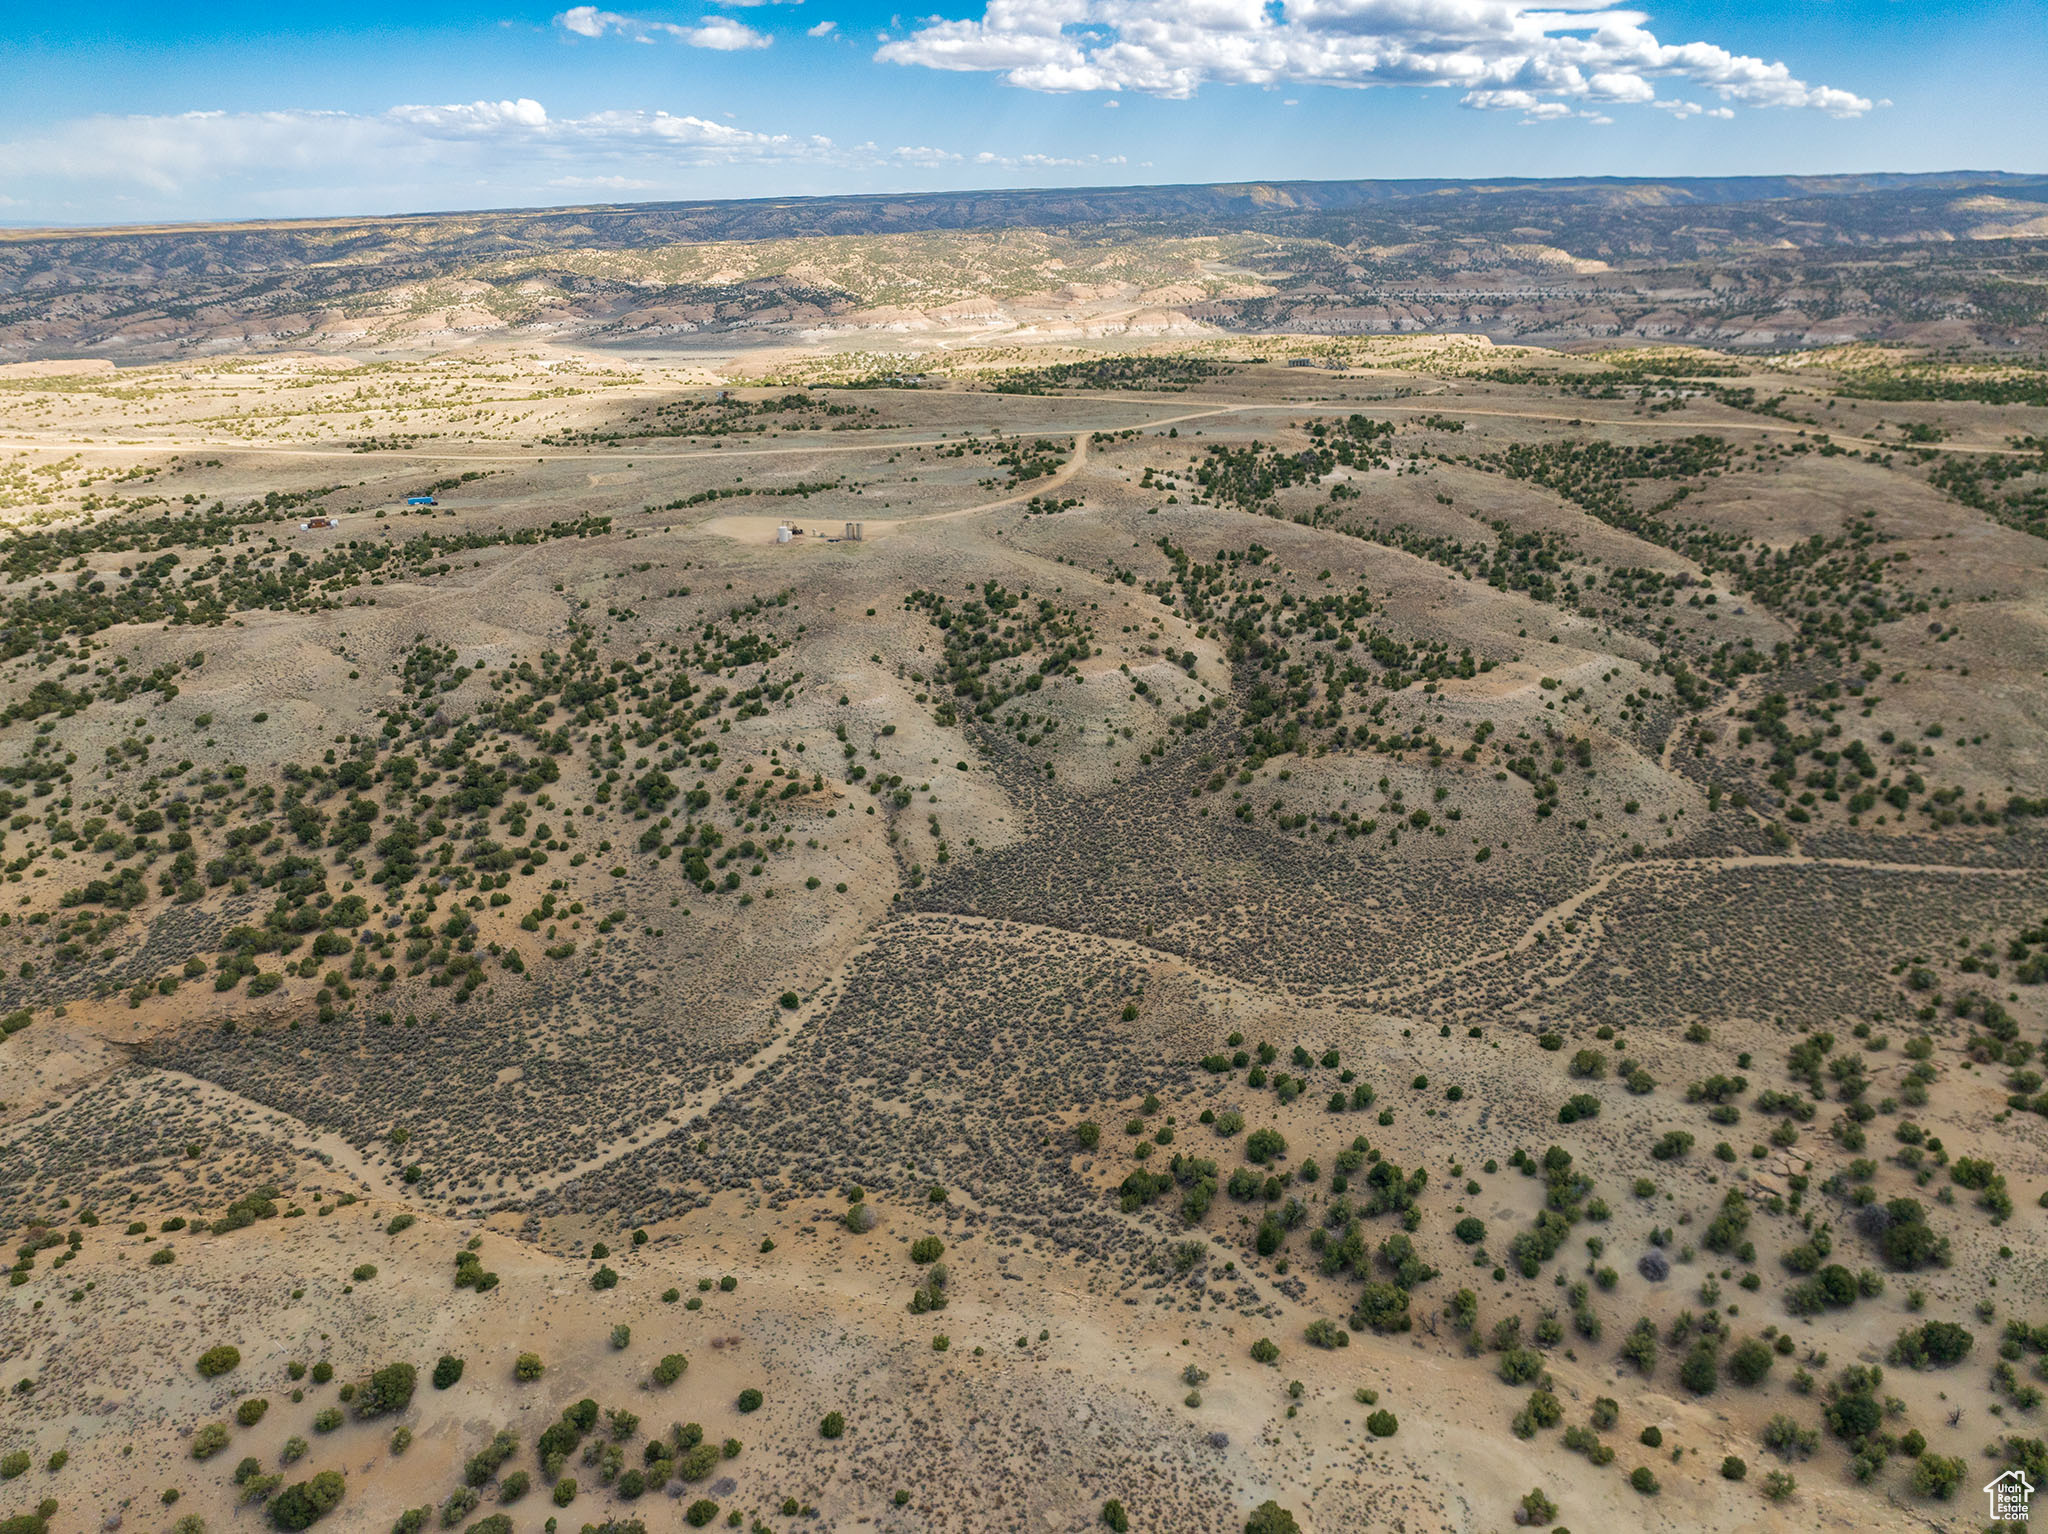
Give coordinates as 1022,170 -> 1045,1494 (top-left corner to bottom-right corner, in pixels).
0,99 -> 1149,220
556,6 -> 629,36
972,149 -> 1128,168
388,98 -> 552,133
548,173 -> 661,189
683,15 -> 773,47
1462,89 -> 1540,113
808,18 -> 837,33
0,102 -> 825,204
555,6 -> 773,46
875,0 -> 1872,119
1587,71 -> 1655,104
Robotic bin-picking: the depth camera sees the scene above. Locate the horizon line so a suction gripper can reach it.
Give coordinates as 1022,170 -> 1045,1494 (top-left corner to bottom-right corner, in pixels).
1,166 -> 2039,240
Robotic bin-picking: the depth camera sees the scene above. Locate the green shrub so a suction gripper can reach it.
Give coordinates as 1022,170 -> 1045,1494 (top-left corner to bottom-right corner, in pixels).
1250,1337 -> 1280,1365
432,1355 -> 464,1389
1498,1348 -> 1544,1386
551,1478 -> 576,1507
237,1397 -> 270,1427
1679,1340 -> 1720,1395
268,1469 -> 345,1530
1650,1131 -> 1693,1161
820,1412 -> 845,1440
910,1237 -> 944,1264
1557,1094 -> 1599,1124
652,1353 -> 688,1386
353,1361 -> 415,1418
1245,1128 -> 1286,1164
1102,1500 -> 1130,1532
1889,1321 -> 1974,1368
1244,1502 -> 1300,1534
1350,1280 -> 1412,1335
1726,1336 -> 1774,1386
1304,1319 -> 1349,1350
191,1423 -> 231,1460
196,1345 -> 242,1378
1911,1452 -> 1965,1499
1721,1455 -> 1747,1481
1365,1410 -> 1397,1437
736,1389 -> 763,1413
686,1499 -> 719,1527
1629,1467 -> 1660,1495
463,1430 -> 518,1488
513,1353 -> 543,1382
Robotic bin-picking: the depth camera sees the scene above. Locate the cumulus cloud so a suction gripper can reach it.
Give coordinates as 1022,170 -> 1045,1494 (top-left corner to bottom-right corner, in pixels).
875,0 -> 1872,118
387,98 -> 552,133
682,15 -> 773,48
554,6 -> 773,47
556,5 -> 622,36
808,18 -> 837,34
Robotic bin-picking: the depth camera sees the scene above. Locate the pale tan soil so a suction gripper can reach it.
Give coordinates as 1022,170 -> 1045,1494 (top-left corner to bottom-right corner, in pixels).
0,336 -> 2045,1534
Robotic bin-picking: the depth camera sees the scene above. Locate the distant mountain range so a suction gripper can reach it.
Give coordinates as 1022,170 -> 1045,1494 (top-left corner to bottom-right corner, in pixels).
4,171 -> 2044,359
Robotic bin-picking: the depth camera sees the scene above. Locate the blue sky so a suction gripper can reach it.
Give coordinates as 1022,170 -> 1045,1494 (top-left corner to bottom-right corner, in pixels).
0,0 -> 2039,225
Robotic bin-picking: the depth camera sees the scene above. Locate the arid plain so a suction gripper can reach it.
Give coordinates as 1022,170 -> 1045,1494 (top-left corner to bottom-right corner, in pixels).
1,317 -> 2047,1534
